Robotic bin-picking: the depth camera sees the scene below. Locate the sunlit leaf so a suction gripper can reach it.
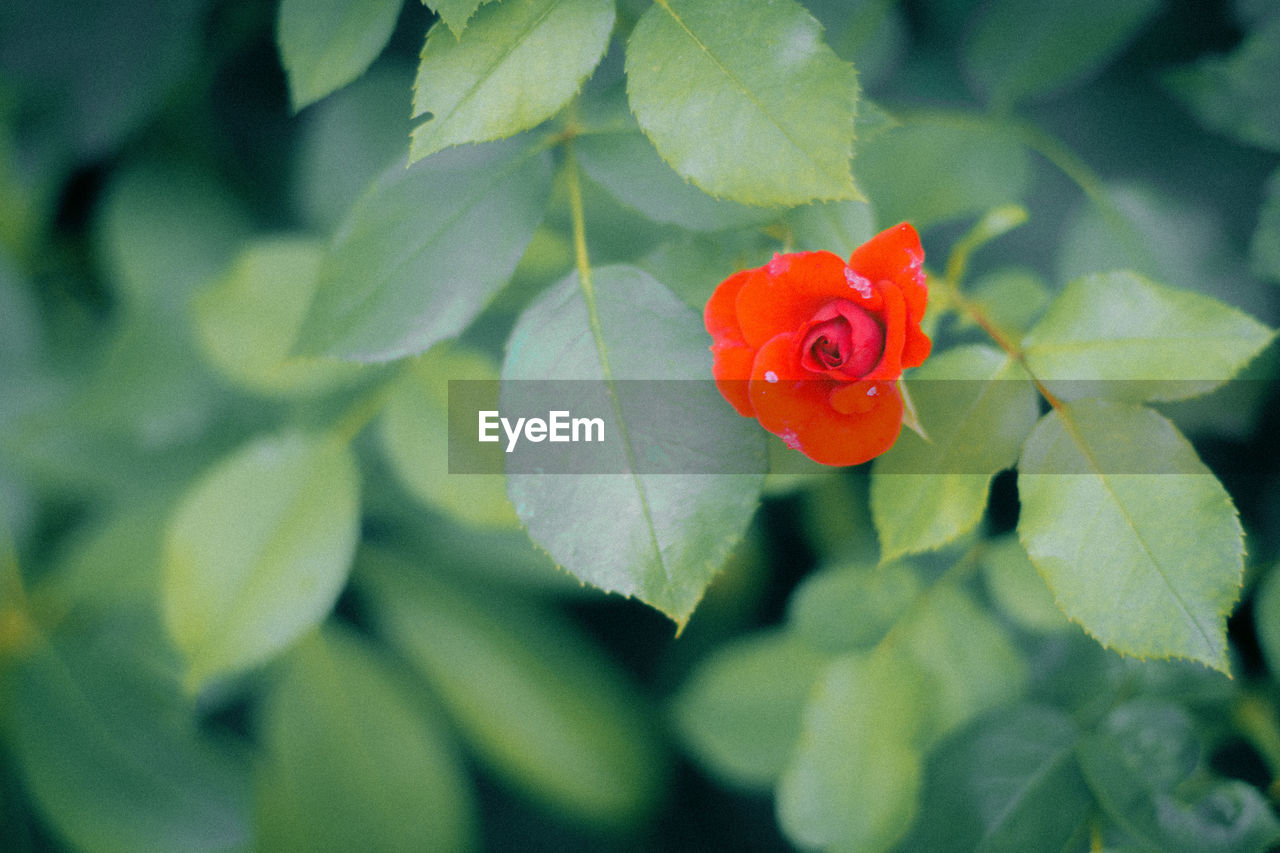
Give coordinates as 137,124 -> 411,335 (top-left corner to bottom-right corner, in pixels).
256,628 -> 477,852
428,0 -> 494,36
870,346 -> 1038,560
277,0 -> 402,110
297,137 -> 552,361
358,553 -> 667,825
1018,400 -> 1243,672
502,265 -> 765,624
671,629 -> 824,789
410,0 -> 614,161
162,431 -> 359,688
1022,270 -> 1275,402
625,0 -> 859,206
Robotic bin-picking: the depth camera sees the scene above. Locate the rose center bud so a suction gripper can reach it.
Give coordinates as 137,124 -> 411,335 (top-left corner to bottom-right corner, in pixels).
799,300 -> 885,378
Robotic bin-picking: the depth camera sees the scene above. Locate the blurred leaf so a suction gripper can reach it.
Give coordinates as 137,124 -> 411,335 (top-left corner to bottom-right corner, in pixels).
1164,18 -> 1280,151
897,583 -> 1027,740
359,553 -> 667,826
193,238 -> 365,397
11,619 -> 251,853
636,229 -> 774,311
979,535 -> 1069,633
162,432 -> 360,688
870,346 -> 1038,560
1057,183 -> 1268,318
902,705 -> 1090,853
293,64 -> 415,230
1017,400 -> 1243,672
625,0 -> 859,206
576,126 -> 776,231
503,265 -> 765,625
410,0 -> 615,161
297,137 -> 552,361
855,117 -> 1031,229
37,499 -> 169,611
277,0 -> 402,111
1256,566 -> 1280,675
95,160 -> 252,314
786,560 -> 921,654
962,0 -> 1159,106
378,344 -> 519,529
0,0 -> 208,158
954,267 -> 1050,340
256,627 -> 476,852
784,199 -> 875,256
670,629 -> 824,789
1251,166 -> 1280,282
804,0 -> 907,90
1078,700 -> 1280,853
776,646 -> 926,852
1023,271 -> 1275,403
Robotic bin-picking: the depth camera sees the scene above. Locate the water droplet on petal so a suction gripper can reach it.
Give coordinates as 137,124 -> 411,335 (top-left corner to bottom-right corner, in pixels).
765,371 -> 779,384
844,268 -> 873,298
867,385 -> 878,396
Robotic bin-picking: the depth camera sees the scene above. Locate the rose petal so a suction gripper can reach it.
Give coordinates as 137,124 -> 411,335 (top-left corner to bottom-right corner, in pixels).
711,339 -> 757,416
849,222 -> 927,324
735,251 -> 883,348
860,281 -> 908,382
748,335 -> 905,466
704,268 -> 755,344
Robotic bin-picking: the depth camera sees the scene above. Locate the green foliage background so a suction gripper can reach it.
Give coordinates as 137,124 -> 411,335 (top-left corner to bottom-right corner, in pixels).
2,0 -> 1280,850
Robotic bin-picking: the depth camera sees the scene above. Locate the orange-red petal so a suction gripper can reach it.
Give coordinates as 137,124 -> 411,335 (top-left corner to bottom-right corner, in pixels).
704,268 -> 754,345
747,335 -> 904,466
735,251 -> 883,348
849,222 -> 927,324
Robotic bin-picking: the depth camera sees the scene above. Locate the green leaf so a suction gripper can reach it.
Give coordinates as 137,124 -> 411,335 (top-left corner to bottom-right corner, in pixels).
636,230 -> 774,311
962,0 -> 1160,106
670,629 -> 825,789
575,125 -> 776,231
870,345 -> 1038,561
428,0 -> 493,36
293,65 -> 415,230
193,238 -> 364,397
256,627 -> 477,852
1251,166 -> 1280,282
786,560 -> 921,654
297,137 -> 552,362
903,705 -> 1090,853
358,552 -> 667,826
502,265 -> 765,624
854,116 -> 1031,229
979,535 -> 1069,633
1164,18 -> 1280,152
1257,566 -> 1280,676
1077,700 -> 1280,853
953,268 -> 1050,340
410,0 -> 615,162
378,344 -> 519,529
897,583 -> 1027,741
776,647 -> 926,852
277,0 -> 402,110
625,0 -> 859,206
11,619 -> 251,853
784,199 -> 875,256
1017,399 -> 1244,672
1022,271 -> 1275,403
162,431 -> 360,688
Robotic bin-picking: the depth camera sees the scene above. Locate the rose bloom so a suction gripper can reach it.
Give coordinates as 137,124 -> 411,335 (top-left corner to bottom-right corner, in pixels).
703,223 -> 931,466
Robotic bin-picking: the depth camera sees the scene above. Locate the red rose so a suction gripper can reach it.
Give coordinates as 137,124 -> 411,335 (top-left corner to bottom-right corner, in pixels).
703,223 -> 931,466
